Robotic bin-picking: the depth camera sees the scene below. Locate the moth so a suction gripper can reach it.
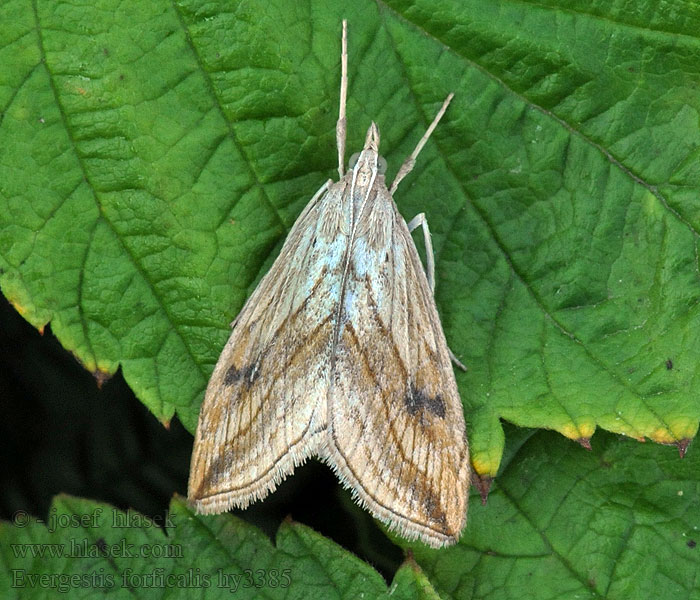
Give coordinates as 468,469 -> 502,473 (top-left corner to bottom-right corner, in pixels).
188,20 -> 470,547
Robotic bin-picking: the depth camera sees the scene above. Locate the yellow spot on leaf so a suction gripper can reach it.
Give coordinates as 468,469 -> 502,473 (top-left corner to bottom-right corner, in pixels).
559,421 -> 595,440
650,428 -> 676,444
9,297 -> 27,316
666,418 -> 699,441
472,453 -> 499,478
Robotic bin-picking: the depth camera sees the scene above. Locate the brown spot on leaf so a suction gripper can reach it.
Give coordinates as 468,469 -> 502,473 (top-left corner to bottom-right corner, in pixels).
677,438 -> 691,459
577,437 -> 592,450
666,358 -> 673,370
473,473 -> 493,505
403,551 -> 420,571
92,369 -> 112,389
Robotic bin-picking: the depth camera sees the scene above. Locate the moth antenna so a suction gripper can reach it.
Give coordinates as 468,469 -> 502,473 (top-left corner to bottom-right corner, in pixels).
336,20 -> 348,178
389,93 -> 454,194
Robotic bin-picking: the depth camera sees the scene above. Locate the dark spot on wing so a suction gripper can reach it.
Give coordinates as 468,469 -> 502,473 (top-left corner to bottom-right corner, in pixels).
423,491 -> 448,530
223,364 -> 239,385
199,452 -> 230,492
423,491 -> 436,513
404,383 -> 446,419
224,363 -> 259,388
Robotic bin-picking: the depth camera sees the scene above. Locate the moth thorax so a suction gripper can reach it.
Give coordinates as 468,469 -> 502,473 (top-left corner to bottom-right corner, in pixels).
354,189 -> 392,248
354,163 -> 376,187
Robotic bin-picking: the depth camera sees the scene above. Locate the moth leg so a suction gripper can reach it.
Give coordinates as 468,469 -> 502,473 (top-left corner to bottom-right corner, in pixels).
390,93 -> 454,194
336,20 -> 348,179
407,212 -> 467,371
407,213 -> 434,292
311,179 -> 332,203
448,347 -> 467,371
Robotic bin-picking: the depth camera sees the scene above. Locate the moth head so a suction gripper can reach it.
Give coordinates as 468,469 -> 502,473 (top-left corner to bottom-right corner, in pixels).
347,122 -> 388,178
363,121 -> 380,152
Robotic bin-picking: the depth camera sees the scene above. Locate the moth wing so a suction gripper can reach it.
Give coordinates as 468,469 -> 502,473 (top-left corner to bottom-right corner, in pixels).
325,192 -> 470,547
189,181 -> 347,513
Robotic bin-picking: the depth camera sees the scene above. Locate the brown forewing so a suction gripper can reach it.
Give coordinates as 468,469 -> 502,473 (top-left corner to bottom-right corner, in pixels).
188,181 -> 346,513
323,184 -> 470,547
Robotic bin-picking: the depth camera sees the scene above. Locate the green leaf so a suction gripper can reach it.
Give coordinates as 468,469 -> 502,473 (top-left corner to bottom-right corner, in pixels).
1,0 -> 698,502
406,428 -> 700,600
2,431 -> 698,599
0,495 -> 436,599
